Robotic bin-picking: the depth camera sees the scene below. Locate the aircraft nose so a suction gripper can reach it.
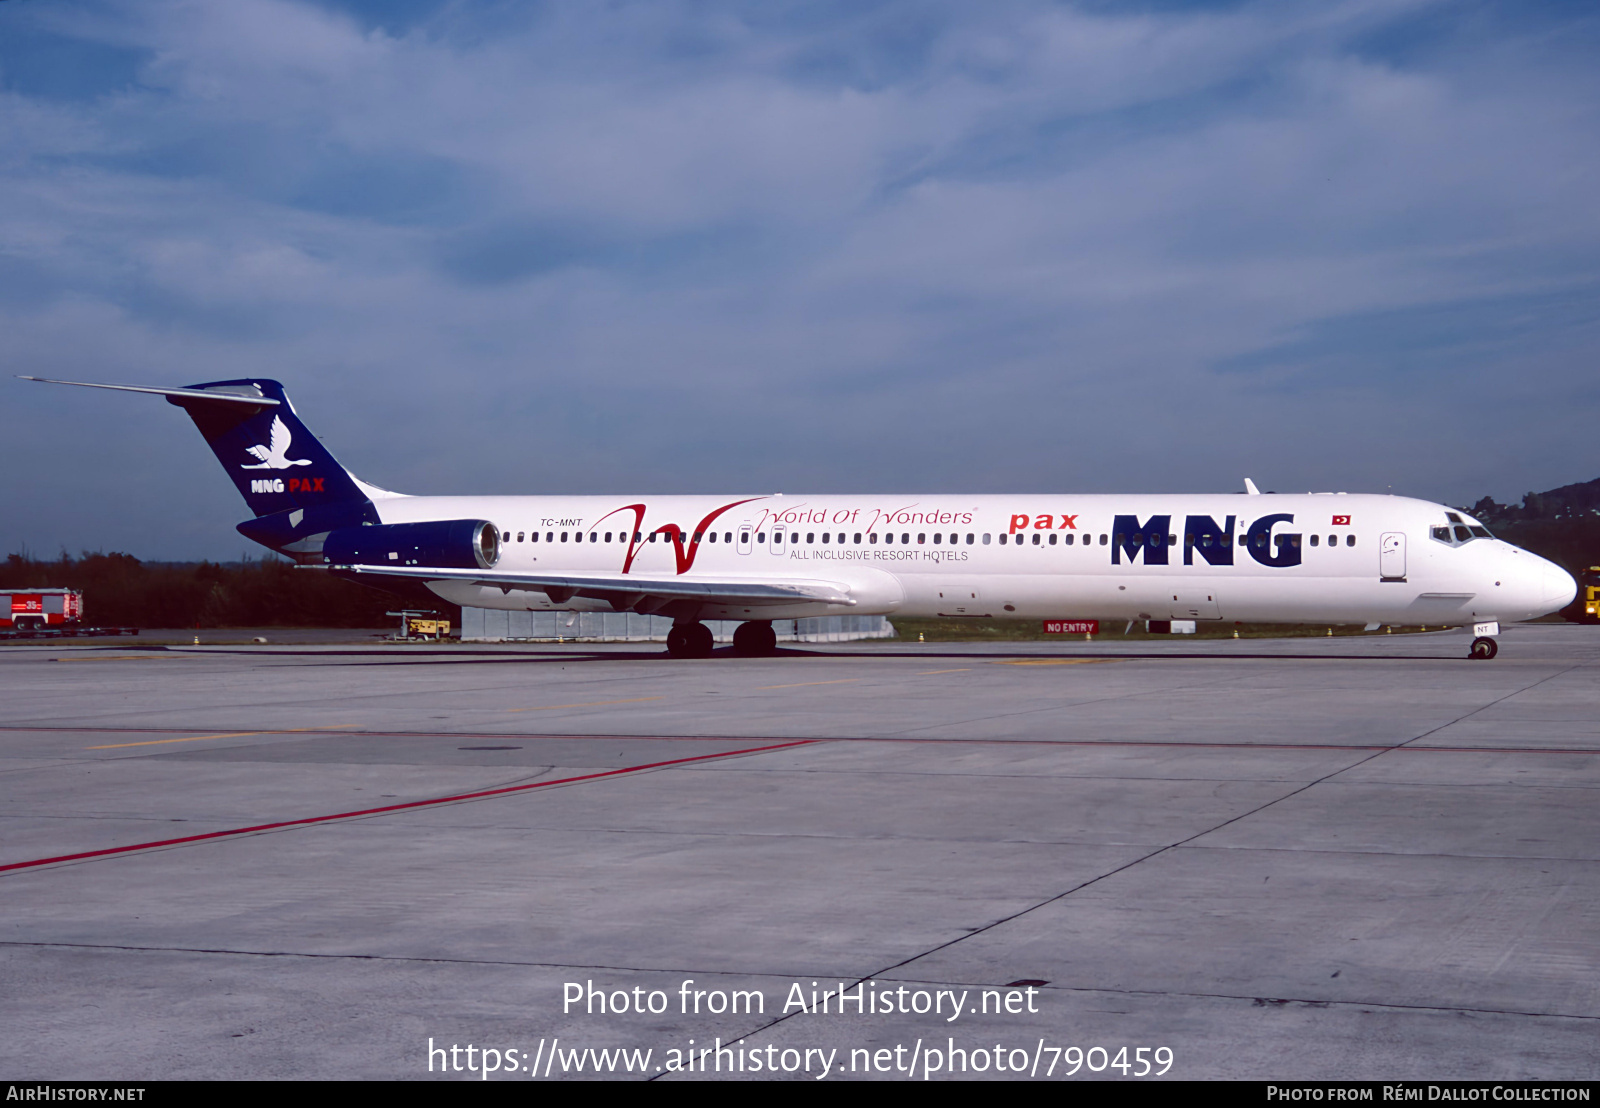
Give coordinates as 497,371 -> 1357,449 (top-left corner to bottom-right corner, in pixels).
1542,562 -> 1578,611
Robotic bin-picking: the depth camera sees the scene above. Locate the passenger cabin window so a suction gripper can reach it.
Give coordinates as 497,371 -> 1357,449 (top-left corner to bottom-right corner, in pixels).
982,534 -> 991,544
516,532 -> 524,542
1310,534 -> 1319,546
531,532 -> 539,543
560,532 -> 568,542
1347,535 -> 1355,546
1063,534 -> 1073,545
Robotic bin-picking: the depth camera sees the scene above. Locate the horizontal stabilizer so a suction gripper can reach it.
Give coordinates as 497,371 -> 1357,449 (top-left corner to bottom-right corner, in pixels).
19,376 -> 281,407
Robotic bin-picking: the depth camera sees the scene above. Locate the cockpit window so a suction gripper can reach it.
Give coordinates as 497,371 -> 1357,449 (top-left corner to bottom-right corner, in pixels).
1433,513 -> 1493,547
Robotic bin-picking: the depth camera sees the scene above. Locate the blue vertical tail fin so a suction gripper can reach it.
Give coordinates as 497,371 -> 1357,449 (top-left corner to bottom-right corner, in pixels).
21,375 -> 384,555
164,378 -> 367,516
166,378 -> 384,554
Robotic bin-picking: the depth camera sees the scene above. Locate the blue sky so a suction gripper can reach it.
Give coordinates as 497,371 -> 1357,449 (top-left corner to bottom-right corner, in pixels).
3,0 -> 1597,559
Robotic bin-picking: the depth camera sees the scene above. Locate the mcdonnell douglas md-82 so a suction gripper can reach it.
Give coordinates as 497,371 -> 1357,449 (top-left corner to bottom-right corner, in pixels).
24,377 -> 1577,659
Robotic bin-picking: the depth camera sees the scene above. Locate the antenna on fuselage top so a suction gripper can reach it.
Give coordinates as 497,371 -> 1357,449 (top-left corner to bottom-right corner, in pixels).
1244,477 -> 1261,495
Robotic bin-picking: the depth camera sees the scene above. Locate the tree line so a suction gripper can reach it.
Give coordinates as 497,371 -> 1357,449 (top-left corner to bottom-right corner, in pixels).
0,552 -> 456,628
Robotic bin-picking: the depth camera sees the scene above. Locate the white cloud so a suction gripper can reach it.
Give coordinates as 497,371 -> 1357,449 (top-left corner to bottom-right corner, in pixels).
2,0 -> 1598,556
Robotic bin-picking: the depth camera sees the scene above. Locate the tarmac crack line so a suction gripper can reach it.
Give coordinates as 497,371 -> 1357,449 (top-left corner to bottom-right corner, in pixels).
10,725 -> 1600,756
662,664 -> 1584,1072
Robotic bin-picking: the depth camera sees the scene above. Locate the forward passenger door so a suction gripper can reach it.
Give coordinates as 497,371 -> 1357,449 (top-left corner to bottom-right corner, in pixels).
1379,533 -> 1406,581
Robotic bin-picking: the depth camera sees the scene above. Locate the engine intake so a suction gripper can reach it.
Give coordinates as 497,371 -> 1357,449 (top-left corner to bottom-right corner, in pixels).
323,519 -> 500,571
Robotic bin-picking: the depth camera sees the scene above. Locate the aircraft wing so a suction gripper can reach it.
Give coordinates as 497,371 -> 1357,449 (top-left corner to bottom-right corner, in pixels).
326,564 -> 857,610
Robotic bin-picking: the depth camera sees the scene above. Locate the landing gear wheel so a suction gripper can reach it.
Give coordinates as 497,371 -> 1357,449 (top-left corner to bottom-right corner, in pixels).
666,622 -> 715,659
731,621 -> 778,656
1469,636 -> 1498,660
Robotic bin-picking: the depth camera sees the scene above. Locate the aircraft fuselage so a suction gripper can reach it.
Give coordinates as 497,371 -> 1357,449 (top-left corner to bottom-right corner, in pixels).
372,492 -> 1570,627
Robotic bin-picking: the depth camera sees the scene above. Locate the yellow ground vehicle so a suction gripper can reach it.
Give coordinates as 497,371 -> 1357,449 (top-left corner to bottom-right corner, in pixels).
387,609 -> 452,639
407,617 -> 451,639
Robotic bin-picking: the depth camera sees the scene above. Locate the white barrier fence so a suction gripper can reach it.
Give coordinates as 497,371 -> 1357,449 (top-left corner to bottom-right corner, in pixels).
460,609 -> 896,644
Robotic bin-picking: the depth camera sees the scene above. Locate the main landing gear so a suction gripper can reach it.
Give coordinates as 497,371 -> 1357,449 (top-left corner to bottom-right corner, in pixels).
731,620 -> 778,657
665,620 -> 778,659
665,621 -> 715,659
1469,636 -> 1498,660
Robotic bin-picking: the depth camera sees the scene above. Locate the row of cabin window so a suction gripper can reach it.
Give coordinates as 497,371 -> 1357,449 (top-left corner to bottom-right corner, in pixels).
505,529 -> 1077,545
506,529 -> 1360,549
504,530 -> 1092,546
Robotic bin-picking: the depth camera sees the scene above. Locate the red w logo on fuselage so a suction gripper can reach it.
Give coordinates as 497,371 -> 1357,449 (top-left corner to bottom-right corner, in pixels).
592,498 -> 768,575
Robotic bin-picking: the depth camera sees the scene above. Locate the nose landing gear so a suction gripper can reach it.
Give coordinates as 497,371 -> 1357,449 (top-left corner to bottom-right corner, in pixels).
1469,636 -> 1498,660
665,621 -> 715,659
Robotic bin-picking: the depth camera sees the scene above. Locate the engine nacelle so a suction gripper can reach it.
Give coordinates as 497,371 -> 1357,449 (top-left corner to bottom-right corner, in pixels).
323,519 -> 500,570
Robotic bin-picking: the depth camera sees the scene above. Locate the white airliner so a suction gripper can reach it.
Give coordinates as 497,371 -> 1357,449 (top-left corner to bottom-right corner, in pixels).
24,376 -> 1577,659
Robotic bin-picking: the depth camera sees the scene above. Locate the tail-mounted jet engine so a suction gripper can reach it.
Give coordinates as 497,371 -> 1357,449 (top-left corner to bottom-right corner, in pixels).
323,520 -> 500,570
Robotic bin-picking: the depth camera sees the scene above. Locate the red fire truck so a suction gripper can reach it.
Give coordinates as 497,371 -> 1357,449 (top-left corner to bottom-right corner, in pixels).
0,589 -> 136,637
3,588 -> 83,630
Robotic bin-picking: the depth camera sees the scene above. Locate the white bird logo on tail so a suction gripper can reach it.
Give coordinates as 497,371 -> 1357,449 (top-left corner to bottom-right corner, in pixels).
241,416 -> 312,470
